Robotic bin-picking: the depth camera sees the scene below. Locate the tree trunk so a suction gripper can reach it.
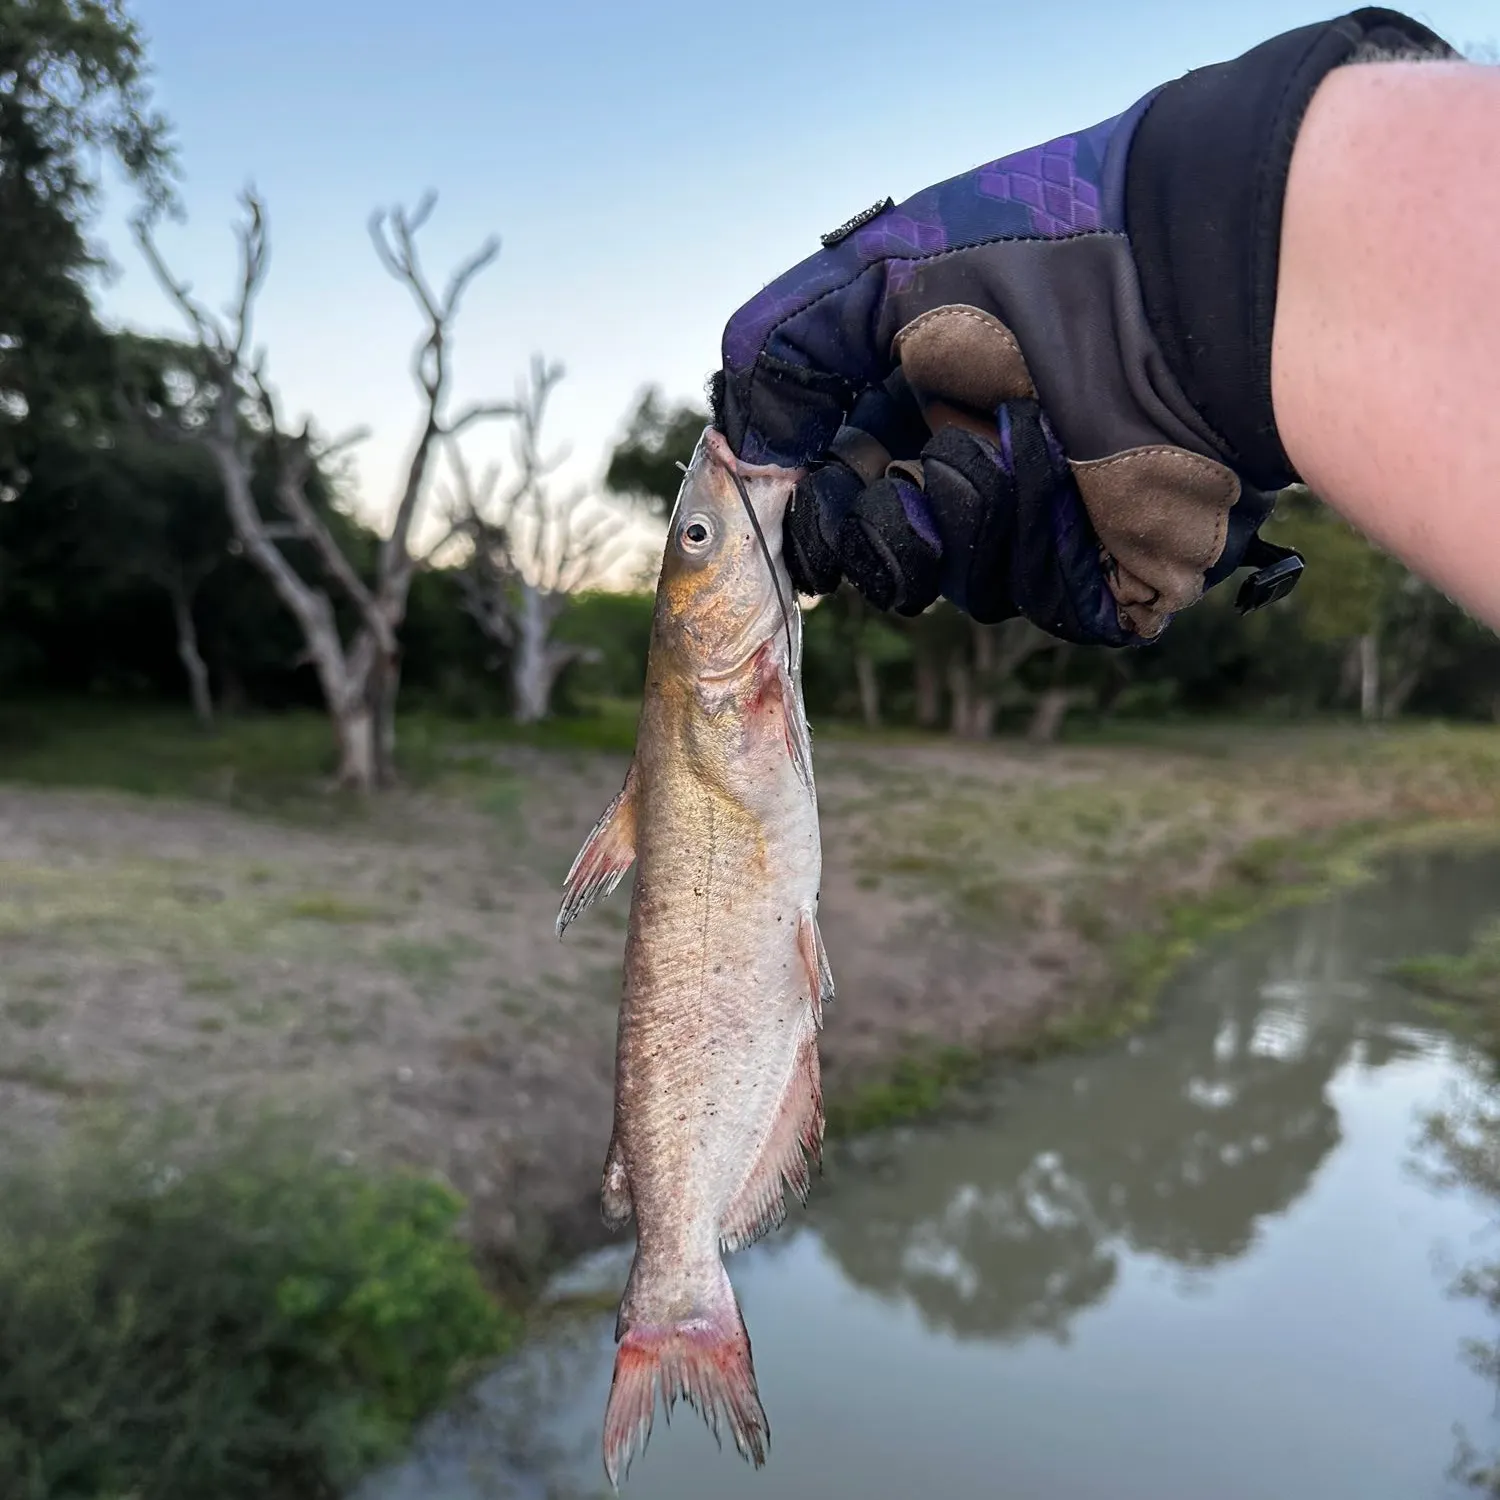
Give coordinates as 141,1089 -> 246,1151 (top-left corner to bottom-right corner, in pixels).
967,621 -> 1000,739
1381,666 -> 1424,721
946,656 -> 973,738
332,700 -> 377,791
306,626 -> 378,794
511,584 -> 555,725
1358,632 -> 1381,723
370,650 -> 401,788
166,578 -> 214,730
853,645 -> 881,730
913,643 -> 942,728
1028,686 -> 1082,745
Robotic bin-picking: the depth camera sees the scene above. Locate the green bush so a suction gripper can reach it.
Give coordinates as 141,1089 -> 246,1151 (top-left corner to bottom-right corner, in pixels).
0,1126 -> 517,1500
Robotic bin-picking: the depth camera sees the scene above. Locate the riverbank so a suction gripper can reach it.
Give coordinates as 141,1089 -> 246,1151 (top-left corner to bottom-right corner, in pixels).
3,713 -> 1500,1285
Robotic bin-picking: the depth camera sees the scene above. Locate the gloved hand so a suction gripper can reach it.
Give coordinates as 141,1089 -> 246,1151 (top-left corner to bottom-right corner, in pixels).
716,7 -> 1454,645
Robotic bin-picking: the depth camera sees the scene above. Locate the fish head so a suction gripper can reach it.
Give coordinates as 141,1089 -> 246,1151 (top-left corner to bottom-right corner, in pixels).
655,427 -> 804,678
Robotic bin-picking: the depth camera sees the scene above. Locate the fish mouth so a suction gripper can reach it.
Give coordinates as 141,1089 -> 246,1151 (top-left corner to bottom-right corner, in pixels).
705,427 -> 805,483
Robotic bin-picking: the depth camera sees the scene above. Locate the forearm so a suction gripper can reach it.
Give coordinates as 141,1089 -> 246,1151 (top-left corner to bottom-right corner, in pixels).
1272,61 -> 1500,624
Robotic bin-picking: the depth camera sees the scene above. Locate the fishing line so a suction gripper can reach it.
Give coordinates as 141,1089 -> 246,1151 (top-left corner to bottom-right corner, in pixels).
725,465 -> 796,663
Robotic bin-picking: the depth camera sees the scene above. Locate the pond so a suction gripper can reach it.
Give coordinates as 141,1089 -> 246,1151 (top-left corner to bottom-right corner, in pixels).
363,846 -> 1500,1499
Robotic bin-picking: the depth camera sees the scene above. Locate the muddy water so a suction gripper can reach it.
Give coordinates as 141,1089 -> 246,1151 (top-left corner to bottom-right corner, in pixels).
364,848 -> 1500,1500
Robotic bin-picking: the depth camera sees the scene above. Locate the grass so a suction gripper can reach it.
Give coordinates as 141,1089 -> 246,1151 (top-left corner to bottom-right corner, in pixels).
282,892 -> 387,923
10,702 -> 1500,1216
825,1044 -> 989,1138
824,788 -> 1500,1138
1391,916 -> 1500,1058
0,697 -> 640,815
2,997 -> 57,1029
0,859 -> 357,964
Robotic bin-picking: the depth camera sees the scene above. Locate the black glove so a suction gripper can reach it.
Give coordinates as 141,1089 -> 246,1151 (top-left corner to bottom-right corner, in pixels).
716,8 -> 1455,644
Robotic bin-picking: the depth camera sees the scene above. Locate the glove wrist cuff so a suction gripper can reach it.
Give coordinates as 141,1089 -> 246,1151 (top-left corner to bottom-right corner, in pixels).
1124,7 -> 1456,491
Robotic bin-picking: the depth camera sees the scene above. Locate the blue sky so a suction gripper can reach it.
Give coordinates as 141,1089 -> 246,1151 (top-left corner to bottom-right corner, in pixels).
94,1 -> 1493,534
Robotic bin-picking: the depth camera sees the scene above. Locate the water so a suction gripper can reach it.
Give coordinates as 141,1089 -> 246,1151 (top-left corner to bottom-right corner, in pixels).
365,848 -> 1500,1500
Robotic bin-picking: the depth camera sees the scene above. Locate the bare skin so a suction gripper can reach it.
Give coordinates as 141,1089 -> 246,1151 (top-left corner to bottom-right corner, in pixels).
1273,60 -> 1500,626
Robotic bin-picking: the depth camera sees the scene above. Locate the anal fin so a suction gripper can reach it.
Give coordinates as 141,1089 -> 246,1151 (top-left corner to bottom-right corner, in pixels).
719,1029 -> 824,1254
557,765 -> 637,937
601,1131 -> 633,1230
796,907 -> 834,1028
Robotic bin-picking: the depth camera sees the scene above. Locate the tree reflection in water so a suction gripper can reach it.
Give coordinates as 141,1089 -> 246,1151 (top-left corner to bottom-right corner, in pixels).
816,851 -> 1487,1347
1419,1067 -> 1500,1494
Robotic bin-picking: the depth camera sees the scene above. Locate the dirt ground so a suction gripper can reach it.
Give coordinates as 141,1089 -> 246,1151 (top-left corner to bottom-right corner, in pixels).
2,723 -> 1497,1275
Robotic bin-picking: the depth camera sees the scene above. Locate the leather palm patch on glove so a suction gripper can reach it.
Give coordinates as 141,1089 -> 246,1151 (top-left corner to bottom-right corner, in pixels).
893,304 -> 1239,639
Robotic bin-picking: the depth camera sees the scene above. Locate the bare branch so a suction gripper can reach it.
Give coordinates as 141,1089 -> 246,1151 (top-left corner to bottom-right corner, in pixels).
228,187 -> 270,362
267,428 -> 392,649
366,196 -> 514,617
439,235 -> 502,319
131,215 -> 218,354
317,425 -> 372,463
443,400 -> 519,438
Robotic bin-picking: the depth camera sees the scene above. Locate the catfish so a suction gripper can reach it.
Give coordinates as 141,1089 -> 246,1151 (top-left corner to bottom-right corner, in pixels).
557,426 -> 832,1488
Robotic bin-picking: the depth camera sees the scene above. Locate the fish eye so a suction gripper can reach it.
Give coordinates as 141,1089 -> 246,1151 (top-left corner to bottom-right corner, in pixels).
678,514 -> 715,553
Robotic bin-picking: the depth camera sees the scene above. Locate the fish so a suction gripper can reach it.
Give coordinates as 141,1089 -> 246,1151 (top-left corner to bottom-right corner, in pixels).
555,425 -> 832,1488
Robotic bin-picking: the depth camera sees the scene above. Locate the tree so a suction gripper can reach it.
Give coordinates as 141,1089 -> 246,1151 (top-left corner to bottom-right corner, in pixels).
0,0 -> 174,486
448,359 -> 636,723
133,189 -> 516,789
1269,487 -> 1408,721
603,386 -> 709,516
54,425 -> 225,725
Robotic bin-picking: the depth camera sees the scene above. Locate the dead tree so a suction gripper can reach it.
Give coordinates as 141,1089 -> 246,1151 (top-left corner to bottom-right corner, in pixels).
950,617 -> 1057,738
447,359 -> 634,724
159,560 -> 216,729
132,189 -> 514,790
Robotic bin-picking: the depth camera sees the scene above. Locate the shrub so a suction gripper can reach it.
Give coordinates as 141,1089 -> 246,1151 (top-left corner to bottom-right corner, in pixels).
0,1123 -> 517,1500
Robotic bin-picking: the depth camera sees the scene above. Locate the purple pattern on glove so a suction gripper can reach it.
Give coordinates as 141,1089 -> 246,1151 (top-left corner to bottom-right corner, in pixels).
997,405 -> 1015,474
895,479 -> 941,552
723,104 -> 1134,444
978,140 -> 1100,234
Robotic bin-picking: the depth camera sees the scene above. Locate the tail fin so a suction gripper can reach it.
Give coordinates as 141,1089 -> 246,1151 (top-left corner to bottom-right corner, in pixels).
602,1257 -> 768,1488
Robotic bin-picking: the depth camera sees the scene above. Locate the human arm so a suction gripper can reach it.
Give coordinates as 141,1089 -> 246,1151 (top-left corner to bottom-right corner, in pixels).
715,11 -> 1482,643
1272,59 -> 1500,629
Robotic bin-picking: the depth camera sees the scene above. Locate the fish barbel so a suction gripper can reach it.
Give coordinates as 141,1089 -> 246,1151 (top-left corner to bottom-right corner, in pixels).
556,426 -> 831,1488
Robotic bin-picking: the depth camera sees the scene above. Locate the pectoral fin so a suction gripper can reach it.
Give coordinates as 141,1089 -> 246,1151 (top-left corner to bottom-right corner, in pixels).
797,908 -> 834,1028
556,766 -> 637,937
779,662 -> 815,791
754,647 -> 814,791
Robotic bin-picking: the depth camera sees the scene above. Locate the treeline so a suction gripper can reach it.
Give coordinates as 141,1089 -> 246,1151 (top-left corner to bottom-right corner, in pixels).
6,376 -> 1500,744
2,2 -> 1496,775
796,487 -> 1500,738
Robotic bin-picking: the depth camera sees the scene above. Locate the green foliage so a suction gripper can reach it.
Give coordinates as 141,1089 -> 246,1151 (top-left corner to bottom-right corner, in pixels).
1266,486 -> 1393,644
0,0 -> 175,479
552,588 -> 655,706
825,1045 -> 987,1137
0,1121 -> 515,1499
603,386 -> 709,516
1392,917 -> 1500,1059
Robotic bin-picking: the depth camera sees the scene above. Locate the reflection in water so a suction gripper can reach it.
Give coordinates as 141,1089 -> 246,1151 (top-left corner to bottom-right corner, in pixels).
1419,1068 -> 1500,1494
364,849 -> 1500,1500
818,875 -> 1445,1344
